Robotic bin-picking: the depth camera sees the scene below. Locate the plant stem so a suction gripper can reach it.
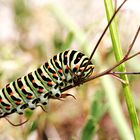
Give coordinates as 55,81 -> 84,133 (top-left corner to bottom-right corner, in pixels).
104,0 -> 140,139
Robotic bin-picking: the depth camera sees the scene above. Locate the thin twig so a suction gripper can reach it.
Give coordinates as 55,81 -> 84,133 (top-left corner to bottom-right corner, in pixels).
80,0 -> 127,77
124,26 -> 140,58
109,73 -> 127,84
61,26 -> 140,92
111,72 -> 140,75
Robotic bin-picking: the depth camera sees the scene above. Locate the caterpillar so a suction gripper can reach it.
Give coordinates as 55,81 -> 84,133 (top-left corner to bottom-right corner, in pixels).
0,50 -> 94,118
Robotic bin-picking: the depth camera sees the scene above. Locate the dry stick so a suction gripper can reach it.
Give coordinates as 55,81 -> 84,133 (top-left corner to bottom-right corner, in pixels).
80,0 -> 127,77
86,52 -> 140,82
86,26 -> 140,81
124,26 -> 140,58
87,25 -> 140,81
61,26 -> 140,92
111,72 -> 140,75
109,73 -> 127,84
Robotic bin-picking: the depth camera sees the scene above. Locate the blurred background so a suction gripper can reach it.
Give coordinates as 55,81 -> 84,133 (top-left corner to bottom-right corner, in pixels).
0,0 -> 140,140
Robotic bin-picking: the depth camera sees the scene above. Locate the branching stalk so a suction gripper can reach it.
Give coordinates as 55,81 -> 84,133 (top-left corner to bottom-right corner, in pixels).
61,26 -> 140,92
80,0 -> 127,77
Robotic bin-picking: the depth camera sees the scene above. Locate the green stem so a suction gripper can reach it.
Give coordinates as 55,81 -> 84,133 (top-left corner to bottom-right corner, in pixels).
104,0 -> 140,139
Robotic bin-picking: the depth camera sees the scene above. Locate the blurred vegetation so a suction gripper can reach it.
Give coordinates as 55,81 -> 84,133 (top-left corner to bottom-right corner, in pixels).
0,0 -> 140,140
81,90 -> 106,140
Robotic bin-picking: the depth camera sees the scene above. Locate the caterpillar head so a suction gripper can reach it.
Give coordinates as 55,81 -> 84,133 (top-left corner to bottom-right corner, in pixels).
71,52 -> 94,79
79,61 -> 95,79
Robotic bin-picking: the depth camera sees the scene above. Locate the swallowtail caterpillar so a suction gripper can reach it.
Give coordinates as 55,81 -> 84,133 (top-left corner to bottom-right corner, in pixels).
1,0 -> 140,127
0,50 -> 94,118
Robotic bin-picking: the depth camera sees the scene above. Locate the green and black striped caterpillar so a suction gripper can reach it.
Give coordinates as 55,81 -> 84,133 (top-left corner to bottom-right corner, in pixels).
0,50 -> 94,118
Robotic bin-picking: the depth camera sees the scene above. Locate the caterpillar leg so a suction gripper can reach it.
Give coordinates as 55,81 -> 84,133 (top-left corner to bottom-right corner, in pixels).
49,85 -> 62,98
16,107 -> 24,115
49,93 -> 76,100
39,93 -> 49,105
0,108 -> 5,117
60,93 -> 76,99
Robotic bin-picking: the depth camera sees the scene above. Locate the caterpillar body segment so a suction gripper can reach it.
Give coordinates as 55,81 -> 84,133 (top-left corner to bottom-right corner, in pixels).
0,50 -> 94,118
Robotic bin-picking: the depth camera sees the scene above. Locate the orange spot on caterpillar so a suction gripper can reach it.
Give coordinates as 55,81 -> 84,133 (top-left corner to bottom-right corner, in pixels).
10,92 -> 14,96
21,86 -> 24,90
27,95 -> 32,99
75,65 -> 79,69
38,89 -> 44,93
47,65 -> 51,69
66,65 -> 69,70
47,81 -> 52,86
52,73 -> 57,77
0,99 -> 3,102
41,73 -> 44,76
15,101 -> 21,105
32,80 -> 35,83
58,69 -> 62,73
5,106 -> 11,109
